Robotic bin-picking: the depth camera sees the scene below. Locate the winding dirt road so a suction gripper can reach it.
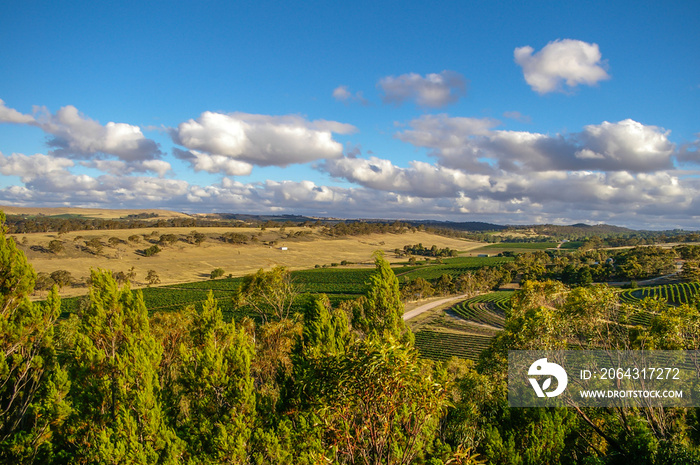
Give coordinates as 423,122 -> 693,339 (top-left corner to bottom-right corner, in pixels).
403,294 -> 470,321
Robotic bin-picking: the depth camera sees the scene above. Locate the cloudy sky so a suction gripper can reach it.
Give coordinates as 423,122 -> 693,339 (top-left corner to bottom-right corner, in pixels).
0,1 -> 698,229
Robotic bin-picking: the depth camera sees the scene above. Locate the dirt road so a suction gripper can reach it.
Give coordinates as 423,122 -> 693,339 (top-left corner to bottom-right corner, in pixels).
403,294 -> 470,321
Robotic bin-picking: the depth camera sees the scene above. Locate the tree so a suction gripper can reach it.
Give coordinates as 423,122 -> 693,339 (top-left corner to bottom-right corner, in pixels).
681,261 -> 700,283
143,245 -> 161,257
84,238 -> 103,255
187,230 -> 206,245
299,337 -> 448,465
57,269 -> 182,463
352,252 -> 412,343
235,267 -> 298,322
48,239 -> 64,254
210,268 -> 225,279
0,212 -> 70,464
436,273 -> 454,295
50,270 -> 74,289
175,292 -> 256,463
146,269 -> 160,286
401,277 -> 434,301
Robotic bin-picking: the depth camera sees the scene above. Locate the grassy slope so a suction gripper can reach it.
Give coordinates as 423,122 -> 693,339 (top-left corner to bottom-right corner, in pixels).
20,227 -> 482,298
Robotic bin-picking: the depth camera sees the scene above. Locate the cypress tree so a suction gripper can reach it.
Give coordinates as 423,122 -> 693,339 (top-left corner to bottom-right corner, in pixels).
57,269 -> 182,464
176,291 -> 256,464
353,251 -> 413,344
0,211 -> 69,464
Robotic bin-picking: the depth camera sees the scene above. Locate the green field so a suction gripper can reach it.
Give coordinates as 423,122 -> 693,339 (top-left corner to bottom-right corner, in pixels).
619,282 -> 700,307
449,291 -> 513,328
395,256 -> 513,281
414,330 -> 497,361
470,242 -> 559,255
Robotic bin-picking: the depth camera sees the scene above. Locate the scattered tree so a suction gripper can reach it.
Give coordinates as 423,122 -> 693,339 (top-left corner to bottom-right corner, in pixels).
235,267 -> 298,322
48,239 -> 64,254
146,269 -> 161,286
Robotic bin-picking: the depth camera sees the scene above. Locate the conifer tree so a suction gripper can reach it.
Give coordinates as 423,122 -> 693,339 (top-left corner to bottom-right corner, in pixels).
176,291 -> 256,464
352,251 -> 413,343
57,269 -> 182,464
0,212 -> 69,464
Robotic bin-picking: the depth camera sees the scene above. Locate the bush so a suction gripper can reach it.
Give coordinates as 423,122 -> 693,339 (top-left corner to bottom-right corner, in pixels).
210,268 -> 225,279
143,245 -> 161,257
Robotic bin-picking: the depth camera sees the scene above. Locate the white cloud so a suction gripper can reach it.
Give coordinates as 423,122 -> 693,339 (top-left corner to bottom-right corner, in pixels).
32,105 -> 162,161
396,115 -> 673,173
323,156 -> 490,197
514,39 -> 610,94
173,148 -> 253,176
0,99 -> 35,124
172,111 -> 356,170
0,152 -> 73,182
80,159 -> 172,177
332,85 -> 369,105
378,70 -> 467,108
332,85 -> 352,101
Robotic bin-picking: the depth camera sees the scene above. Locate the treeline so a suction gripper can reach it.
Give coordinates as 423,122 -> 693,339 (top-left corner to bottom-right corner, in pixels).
399,243 -> 459,258
500,245 -> 681,286
320,220 -> 410,237
4,215 -> 232,234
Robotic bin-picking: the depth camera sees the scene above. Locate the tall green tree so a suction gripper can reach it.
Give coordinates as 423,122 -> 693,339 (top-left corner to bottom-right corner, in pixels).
0,212 -> 69,464
235,266 -> 298,322
300,336 -> 448,465
352,252 -> 412,343
57,269 -> 182,464
175,292 -> 256,464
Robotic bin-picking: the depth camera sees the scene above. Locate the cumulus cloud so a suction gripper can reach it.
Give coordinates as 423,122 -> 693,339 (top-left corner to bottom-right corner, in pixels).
378,71 -> 467,108
514,39 -> 610,94
0,99 -> 166,176
172,111 -> 356,170
396,115 -> 673,173
80,158 -> 172,177
323,156 -> 489,198
0,99 -> 36,124
173,148 -> 253,176
0,152 -> 73,182
34,105 -> 161,161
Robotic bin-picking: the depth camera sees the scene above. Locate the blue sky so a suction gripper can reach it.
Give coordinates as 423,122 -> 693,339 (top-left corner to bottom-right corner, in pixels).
0,0 -> 698,228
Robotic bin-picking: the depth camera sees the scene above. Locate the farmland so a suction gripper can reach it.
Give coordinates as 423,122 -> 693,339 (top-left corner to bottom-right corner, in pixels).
410,291 -> 511,361
18,225 -> 483,298
619,282 -> 700,307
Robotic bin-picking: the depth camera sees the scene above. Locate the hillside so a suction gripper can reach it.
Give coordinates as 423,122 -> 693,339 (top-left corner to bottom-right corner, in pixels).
16,226 -> 482,297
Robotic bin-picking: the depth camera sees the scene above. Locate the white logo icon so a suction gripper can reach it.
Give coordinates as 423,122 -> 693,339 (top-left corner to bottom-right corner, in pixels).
528,358 -> 568,398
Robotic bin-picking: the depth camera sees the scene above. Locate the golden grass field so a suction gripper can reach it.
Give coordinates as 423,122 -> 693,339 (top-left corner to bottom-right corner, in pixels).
13,226 -> 483,297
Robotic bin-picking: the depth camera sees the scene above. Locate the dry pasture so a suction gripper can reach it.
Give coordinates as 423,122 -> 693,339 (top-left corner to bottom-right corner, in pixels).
13,226 -> 483,297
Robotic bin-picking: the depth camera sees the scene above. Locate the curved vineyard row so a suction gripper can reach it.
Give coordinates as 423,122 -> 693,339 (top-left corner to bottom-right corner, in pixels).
619,282 -> 700,306
414,330 -> 495,361
448,291 -> 513,329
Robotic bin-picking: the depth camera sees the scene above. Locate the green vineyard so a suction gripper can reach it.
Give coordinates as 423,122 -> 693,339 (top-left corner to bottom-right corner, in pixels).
396,256 -> 513,281
414,330 -> 496,361
619,282 -> 700,306
413,292 -> 513,362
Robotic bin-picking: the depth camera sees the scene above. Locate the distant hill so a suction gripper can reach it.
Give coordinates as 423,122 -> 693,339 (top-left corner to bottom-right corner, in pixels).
0,205 -> 190,220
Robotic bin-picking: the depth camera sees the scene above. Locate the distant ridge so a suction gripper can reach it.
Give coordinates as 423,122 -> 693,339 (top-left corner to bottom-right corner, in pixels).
0,205 -> 190,220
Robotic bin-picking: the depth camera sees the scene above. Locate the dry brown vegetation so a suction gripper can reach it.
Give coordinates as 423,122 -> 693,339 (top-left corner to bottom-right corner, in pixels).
13,226 -> 483,297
